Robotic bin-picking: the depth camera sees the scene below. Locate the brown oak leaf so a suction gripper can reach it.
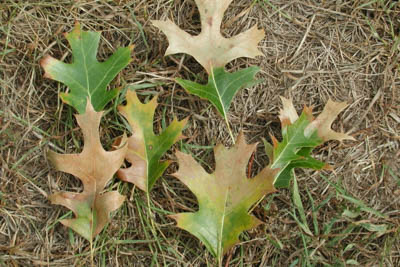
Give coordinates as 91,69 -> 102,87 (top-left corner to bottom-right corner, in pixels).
48,102 -> 127,241
152,0 -> 265,73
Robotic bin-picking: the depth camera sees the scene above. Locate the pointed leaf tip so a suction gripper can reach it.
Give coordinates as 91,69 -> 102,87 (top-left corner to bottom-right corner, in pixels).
279,97 -> 299,126
40,55 -> 57,79
323,163 -> 334,170
302,105 -> 314,120
269,134 -> 279,149
72,22 -> 82,34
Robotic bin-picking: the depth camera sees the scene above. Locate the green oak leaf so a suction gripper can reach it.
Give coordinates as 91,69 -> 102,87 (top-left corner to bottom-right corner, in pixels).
176,66 -> 259,140
117,90 -> 188,192
41,23 -> 132,113
171,133 -> 277,262
267,97 -> 355,188
270,112 -> 325,188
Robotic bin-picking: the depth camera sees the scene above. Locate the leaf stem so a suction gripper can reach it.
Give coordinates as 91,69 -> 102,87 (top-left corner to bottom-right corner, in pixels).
90,238 -> 94,267
224,116 -> 235,144
90,207 -> 94,267
209,64 -> 235,144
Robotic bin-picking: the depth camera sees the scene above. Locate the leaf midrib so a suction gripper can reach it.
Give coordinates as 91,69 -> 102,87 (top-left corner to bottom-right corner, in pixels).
75,39 -> 128,104
218,189 -> 229,259
271,124 -> 306,182
219,70 -> 254,100
90,50 -> 127,97
210,68 -> 227,117
80,36 -> 91,102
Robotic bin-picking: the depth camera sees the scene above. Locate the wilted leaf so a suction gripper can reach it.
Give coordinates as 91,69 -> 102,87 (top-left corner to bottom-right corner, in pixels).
152,0 -> 265,73
171,133 -> 277,260
268,97 -> 355,188
41,23 -> 132,113
176,66 -> 259,131
48,102 -> 127,241
117,91 -> 187,192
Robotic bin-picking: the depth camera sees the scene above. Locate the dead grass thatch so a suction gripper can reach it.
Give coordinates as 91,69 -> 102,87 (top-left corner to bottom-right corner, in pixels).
1,0 -> 399,266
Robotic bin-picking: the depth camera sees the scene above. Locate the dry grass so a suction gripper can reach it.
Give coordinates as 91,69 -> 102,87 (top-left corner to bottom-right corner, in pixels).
1,0 -> 399,266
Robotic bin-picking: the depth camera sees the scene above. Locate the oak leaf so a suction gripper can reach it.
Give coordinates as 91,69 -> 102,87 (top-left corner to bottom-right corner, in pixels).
152,0 -> 265,73
48,102 -> 127,241
176,66 -> 258,141
268,97 -> 355,188
41,23 -> 132,113
117,91 -> 187,192
171,133 -> 277,260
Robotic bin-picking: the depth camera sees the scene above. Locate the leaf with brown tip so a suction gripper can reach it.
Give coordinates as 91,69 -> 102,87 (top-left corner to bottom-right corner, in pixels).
48,102 -> 127,241
152,0 -> 265,73
267,97 -> 355,188
278,96 -> 299,126
40,23 -> 132,114
171,133 -> 277,261
117,91 -> 187,192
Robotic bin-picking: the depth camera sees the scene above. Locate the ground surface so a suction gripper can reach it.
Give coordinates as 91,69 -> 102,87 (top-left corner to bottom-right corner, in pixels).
1,0 -> 399,266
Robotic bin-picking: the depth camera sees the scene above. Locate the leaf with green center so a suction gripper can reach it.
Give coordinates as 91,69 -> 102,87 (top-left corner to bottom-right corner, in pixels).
152,0 -> 264,73
117,91 -> 188,192
171,133 -> 277,261
176,66 -> 259,140
267,97 -> 355,188
41,23 -> 132,113
48,102 -> 127,241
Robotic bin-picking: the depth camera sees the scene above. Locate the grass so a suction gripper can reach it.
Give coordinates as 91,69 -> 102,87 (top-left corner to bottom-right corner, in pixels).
1,0 -> 400,266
